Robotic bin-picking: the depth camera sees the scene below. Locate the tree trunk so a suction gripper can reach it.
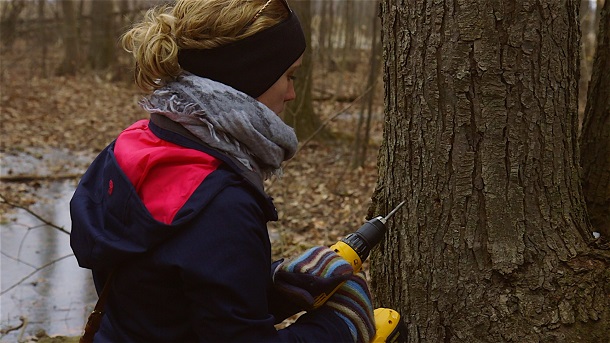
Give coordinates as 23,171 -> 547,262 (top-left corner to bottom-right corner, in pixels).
581,0 -> 610,240
56,0 -> 79,76
316,0 -> 331,69
341,0 -> 356,70
352,9 -> 381,169
37,0 -> 48,77
285,0 -> 329,141
370,0 -> 610,341
0,0 -> 26,49
88,0 -> 115,70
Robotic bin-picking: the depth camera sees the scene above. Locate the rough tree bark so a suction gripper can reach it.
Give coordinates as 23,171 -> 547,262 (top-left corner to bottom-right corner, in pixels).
370,0 -> 610,342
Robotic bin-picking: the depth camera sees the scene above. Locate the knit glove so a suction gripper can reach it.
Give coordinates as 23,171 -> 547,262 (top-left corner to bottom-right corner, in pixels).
326,272 -> 376,343
273,246 -> 354,310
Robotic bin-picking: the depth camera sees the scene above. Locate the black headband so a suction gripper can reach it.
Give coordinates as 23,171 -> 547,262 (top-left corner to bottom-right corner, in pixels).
177,10 -> 306,98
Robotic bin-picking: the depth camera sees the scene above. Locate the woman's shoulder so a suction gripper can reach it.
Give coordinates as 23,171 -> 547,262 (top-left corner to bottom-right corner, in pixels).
183,170 -> 277,225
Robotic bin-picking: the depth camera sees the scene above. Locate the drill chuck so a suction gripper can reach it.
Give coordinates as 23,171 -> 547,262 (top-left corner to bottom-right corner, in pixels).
341,217 -> 386,262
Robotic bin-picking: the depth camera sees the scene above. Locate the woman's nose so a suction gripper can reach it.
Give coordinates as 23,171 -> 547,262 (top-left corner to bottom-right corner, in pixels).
285,84 -> 296,102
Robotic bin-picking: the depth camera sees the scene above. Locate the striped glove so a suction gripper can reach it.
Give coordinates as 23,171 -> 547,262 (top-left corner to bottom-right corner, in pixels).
326,272 -> 376,343
273,246 -> 354,310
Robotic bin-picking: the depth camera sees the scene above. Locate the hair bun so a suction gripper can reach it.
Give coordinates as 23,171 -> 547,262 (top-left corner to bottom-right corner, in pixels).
122,6 -> 181,91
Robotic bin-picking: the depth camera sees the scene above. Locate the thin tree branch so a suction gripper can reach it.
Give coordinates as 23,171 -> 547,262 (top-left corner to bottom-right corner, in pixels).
0,173 -> 82,182
1,251 -> 37,269
296,85 -> 373,156
0,254 -> 75,296
0,193 -> 70,235
0,316 -> 27,335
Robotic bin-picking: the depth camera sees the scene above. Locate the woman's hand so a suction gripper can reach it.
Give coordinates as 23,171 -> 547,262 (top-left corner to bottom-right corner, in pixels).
273,246 -> 354,310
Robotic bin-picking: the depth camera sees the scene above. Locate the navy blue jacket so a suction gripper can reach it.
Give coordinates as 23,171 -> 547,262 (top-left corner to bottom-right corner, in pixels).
70,119 -> 352,342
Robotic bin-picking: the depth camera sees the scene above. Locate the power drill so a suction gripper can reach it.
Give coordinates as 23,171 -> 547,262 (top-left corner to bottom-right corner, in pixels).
321,201 -> 408,343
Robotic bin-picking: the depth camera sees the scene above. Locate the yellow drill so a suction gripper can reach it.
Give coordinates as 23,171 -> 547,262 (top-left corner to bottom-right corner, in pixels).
322,201 -> 408,343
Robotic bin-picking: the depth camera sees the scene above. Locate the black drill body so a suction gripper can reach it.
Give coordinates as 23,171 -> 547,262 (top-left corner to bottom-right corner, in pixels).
340,217 -> 387,262
340,200 -> 405,263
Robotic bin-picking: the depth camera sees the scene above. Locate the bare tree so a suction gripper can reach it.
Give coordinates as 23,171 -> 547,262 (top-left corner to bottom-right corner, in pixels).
56,0 -> 79,76
370,0 -> 610,341
0,0 -> 26,48
341,0 -> 355,67
37,0 -> 48,77
88,0 -> 116,70
285,0 -> 328,140
352,8 -> 381,169
315,0 -> 333,69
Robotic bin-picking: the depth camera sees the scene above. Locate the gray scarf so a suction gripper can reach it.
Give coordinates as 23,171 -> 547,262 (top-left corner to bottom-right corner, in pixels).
140,73 -> 298,180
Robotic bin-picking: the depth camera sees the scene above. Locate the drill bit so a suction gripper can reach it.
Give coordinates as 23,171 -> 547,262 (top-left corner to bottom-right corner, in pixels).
380,200 -> 406,224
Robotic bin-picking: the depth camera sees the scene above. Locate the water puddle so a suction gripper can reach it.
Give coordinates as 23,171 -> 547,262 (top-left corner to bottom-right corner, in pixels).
1,149 -> 97,342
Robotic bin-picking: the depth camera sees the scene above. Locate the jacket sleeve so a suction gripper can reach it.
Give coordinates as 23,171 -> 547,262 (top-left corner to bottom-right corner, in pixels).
170,183 -> 353,342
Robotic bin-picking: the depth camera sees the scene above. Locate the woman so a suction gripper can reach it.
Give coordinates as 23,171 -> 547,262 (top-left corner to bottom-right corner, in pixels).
70,0 -> 375,342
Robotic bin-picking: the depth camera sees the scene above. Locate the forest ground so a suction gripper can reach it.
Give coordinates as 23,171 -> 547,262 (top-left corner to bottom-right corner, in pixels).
0,66 -> 383,342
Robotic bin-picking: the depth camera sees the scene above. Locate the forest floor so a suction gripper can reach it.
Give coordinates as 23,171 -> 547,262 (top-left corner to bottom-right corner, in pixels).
0,67 -> 384,342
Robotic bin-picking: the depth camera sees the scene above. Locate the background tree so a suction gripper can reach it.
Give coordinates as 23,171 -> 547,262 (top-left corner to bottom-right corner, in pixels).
37,0 -> 49,77
316,0 -> 334,70
581,0 -> 609,241
352,8 -> 381,169
579,0 -> 600,121
340,0 -> 356,68
370,0 -> 610,341
88,0 -> 116,70
56,0 -> 78,76
284,0 -> 328,140
0,0 -> 25,49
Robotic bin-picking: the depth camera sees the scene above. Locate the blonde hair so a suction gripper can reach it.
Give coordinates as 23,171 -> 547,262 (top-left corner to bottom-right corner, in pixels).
121,0 -> 289,91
